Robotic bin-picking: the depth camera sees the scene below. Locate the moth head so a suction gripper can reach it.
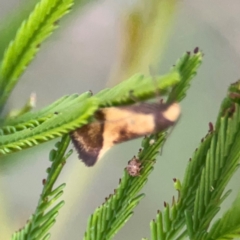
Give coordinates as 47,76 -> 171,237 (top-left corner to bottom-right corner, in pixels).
154,102 -> 181,132
162,102 -> 181,123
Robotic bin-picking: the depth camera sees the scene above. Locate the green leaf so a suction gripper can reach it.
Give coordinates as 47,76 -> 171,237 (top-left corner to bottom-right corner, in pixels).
168,48 -> 203,102
96,71 -> 180,107
11,134 -> 71,240
0,0 -> 91,63
84,49 -> 203,240
207,191 -> 240,240
0,0 -> 74,112
0,66 -> 181,158
0,1 -> 39,61
0,92 -> 99,156
83,133 -> 166,240
147,48 -> 204,240
191,85 -> 240,238
150,79 -> 240,239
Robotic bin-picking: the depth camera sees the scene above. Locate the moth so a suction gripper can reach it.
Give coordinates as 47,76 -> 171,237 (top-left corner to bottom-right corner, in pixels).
70,101 -> 180,166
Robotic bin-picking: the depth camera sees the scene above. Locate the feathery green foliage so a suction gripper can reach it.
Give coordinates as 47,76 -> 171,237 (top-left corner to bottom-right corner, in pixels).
0,92 -> 99,156
207,191 -> 240,240
0,49 -> 202,159
83,133 -> 166,240
147,74 -> 240,240
190,100 -> 240,239
1,0 -> 223,239
0,70 -> 180,158
96,71 -> 180,107
83,49 -> 203,239
0,1 -> 39,61
11,134 -> 71,240
168,48 -> 202,102
7,47 -> 202,239
0,0 -> 88,62
0,0 -> 74,112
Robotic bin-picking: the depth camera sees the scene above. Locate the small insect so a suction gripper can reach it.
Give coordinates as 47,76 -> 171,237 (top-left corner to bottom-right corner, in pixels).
70,101 -> 181,166
126,156 -> 142,176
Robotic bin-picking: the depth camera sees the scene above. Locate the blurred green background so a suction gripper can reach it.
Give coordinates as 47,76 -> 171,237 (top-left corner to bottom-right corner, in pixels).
0,0 -> 240,239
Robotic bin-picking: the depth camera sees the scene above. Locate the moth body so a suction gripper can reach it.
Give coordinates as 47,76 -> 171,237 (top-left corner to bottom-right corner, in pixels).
70,102 -> 180,166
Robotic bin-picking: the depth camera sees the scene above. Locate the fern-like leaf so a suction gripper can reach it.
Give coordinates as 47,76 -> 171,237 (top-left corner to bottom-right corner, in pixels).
148,79 -> 240,240
11,134 -> 71,240
0,0 -> 74,112
190,81 -> 240,239
168,47 -> 203,102
96,71 -> 180,107
84,48 -> 203,240
0,92 -> 99,156
144,49 -> 205,240
0,69 -> 180,158
83,133 -> 166,240
207,191 -> 240,240
147,132 -> 213,240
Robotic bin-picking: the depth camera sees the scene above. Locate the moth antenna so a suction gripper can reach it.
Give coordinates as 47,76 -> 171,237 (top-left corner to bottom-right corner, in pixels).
149,65 -> 161,99
159,121 -> 178,156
